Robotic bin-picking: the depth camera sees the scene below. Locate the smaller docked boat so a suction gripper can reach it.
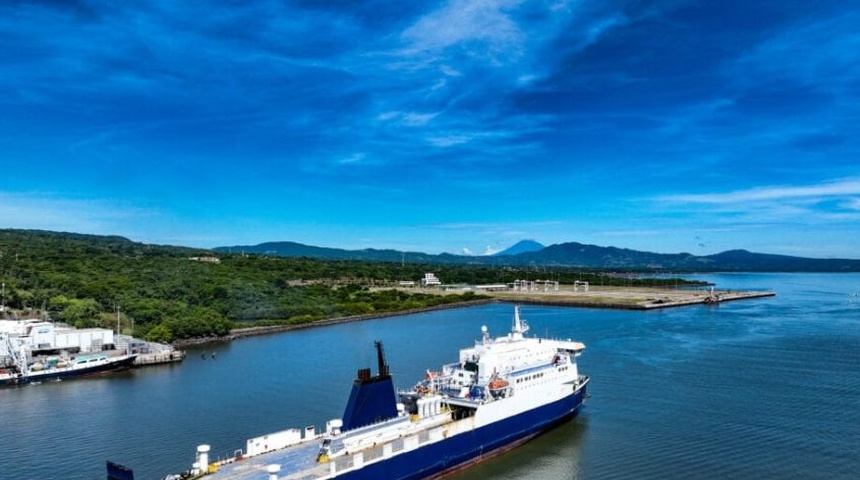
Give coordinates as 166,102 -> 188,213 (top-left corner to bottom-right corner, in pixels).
0,352 -> 137,387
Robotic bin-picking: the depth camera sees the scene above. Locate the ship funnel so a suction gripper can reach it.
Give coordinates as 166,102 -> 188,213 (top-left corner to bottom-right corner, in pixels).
341,341 -> 398,431
376,340 -> 389,377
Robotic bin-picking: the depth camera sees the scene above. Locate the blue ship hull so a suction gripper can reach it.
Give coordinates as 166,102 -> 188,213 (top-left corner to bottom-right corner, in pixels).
340,380 -> 588,480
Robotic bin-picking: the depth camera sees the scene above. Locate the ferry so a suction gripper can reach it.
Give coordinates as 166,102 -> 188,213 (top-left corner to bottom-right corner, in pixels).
109,306 -> 588,480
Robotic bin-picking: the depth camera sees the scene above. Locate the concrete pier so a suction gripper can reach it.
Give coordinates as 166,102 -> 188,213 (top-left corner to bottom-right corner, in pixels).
133,350 -> 186,366
485,286 -> 775,310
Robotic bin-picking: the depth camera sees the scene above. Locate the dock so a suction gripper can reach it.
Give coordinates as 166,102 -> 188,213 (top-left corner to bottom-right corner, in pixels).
115,334 -> 186,367
133,350 -> 186,366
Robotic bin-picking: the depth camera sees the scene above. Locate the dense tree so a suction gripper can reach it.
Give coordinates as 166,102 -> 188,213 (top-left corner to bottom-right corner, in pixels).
144,324 -> 173,343
57,298 -> 102,328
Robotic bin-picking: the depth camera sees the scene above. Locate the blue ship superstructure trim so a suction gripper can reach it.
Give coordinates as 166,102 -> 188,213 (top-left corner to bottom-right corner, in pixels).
341,341 -> 399,431
340,378 -> 589,480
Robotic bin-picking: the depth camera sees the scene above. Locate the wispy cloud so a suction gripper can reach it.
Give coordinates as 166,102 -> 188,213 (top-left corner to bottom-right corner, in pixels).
729,9 -> 860,93
658,179 -> 860,204
650,178 -> 860,239
400,0 -> 524,64
844,198 -> 860,211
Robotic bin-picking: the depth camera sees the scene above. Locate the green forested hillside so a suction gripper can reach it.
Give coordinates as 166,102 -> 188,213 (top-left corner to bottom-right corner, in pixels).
0,229 -> 696,343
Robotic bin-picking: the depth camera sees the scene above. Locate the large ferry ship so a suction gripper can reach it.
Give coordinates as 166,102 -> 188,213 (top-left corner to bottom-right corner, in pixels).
115,306 -> 588,480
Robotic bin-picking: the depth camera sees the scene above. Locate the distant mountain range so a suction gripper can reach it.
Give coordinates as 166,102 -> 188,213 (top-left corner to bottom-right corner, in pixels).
215,239 -> 860,272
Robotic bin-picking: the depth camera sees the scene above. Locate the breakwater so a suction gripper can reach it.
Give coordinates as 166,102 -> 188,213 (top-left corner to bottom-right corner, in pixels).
488,287 -> 776,310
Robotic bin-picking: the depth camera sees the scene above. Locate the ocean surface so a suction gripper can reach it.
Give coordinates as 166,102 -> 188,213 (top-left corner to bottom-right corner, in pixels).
1,273 -> 858,480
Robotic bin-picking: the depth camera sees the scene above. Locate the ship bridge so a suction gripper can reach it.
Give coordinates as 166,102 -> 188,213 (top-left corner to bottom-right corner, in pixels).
458,307 -> 585,387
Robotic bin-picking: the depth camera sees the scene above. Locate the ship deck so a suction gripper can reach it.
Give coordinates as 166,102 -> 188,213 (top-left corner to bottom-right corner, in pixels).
212,441 -> 326,480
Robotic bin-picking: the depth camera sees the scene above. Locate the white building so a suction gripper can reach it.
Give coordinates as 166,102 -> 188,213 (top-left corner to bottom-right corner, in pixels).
0,319 -> 115,357
421,273 -> 442,287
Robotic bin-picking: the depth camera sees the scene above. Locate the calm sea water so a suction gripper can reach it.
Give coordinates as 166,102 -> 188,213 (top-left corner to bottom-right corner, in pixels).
1,273 -> 858,480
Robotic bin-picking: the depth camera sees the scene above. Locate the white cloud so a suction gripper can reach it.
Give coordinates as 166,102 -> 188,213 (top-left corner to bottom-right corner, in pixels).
337,153 -> 366,165
658,178 -> 860,204
401,0 -> 523,61
377,111 -> 400,121
843,198 -> 860,211
402,112 -> 440,126
376,111 -> 440,126
427,135 -> 472,147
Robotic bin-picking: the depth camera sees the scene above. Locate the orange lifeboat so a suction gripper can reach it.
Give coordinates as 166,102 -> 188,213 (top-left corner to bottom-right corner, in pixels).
488,378 -> 509,390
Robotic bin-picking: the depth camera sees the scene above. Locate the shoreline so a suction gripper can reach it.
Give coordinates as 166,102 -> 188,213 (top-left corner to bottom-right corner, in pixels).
171,298 -> 495,347
172,286 -> 775,347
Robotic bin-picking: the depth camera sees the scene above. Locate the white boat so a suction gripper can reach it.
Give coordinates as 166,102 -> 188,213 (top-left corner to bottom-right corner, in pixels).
0,351 -> 137,387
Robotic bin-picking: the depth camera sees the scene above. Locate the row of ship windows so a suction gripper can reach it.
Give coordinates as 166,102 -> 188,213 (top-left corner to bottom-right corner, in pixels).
515,372 -> 546,384
514,365 -> 569,386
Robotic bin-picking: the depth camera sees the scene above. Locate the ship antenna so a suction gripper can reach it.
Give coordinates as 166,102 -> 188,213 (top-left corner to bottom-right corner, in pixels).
512,306 -> 529,339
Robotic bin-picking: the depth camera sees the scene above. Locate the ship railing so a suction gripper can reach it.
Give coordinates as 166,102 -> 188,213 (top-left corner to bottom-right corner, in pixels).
210,447 -> 246,467
328,423 -> 448,477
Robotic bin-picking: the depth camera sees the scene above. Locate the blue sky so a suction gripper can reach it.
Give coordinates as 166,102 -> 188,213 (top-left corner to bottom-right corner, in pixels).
2,0 -> 859,258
